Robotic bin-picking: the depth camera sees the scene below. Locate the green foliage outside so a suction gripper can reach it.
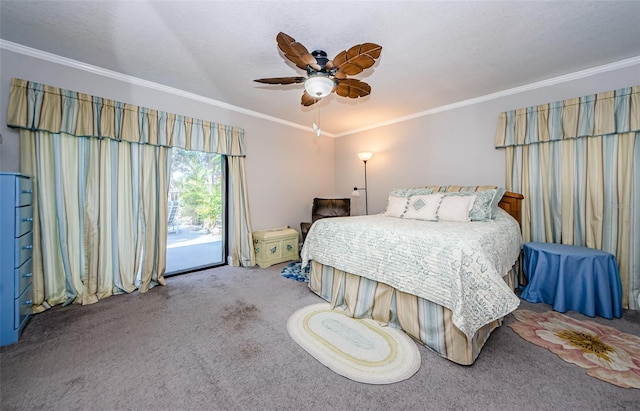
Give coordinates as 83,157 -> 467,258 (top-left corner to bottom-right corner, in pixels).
170,148 -> 223,230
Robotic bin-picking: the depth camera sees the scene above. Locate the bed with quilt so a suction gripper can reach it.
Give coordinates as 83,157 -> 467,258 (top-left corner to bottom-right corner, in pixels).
300,185 -> 524,365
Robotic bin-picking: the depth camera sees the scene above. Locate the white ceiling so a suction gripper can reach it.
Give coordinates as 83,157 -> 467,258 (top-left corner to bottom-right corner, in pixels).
1,1 -> 639,136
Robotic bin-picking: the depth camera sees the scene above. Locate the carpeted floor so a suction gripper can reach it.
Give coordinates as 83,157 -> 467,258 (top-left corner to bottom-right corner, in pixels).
1,263 -> 639,410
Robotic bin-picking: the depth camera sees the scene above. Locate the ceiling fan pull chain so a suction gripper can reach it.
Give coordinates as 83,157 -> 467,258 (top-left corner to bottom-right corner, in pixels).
313,104 -> 322,137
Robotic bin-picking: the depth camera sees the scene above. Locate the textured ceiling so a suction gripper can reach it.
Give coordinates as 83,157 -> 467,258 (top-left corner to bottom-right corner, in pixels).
1,1 -> 639,136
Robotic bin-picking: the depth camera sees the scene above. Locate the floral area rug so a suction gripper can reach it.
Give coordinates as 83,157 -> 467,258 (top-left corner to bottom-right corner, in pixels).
280,261 -> 310,282
509,310 -> 640,389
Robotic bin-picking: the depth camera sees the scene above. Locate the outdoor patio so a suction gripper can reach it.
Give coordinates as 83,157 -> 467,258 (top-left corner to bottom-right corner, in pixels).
166,226 -> 223,274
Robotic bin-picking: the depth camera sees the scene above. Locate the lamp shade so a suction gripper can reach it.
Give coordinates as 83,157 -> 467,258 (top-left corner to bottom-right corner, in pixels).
357,152 -> 373,161
304,76 -> 334,98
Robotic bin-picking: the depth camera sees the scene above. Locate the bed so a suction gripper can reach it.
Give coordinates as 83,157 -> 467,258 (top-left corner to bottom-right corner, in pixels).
300,186 -> 524,365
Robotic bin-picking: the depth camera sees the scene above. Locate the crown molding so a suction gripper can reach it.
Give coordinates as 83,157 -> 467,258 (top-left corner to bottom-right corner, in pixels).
2,39 -> 637,139
0,40 -> 334,137
335,55 -> 640,137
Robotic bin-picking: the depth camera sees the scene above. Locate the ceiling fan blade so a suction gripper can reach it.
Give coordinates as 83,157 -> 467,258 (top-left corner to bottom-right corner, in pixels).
277,32 -> 322,71
254,76 -> 306,85
335,79 -> 371,99
356,43 -> 383,59
332,43 -> 382,76
301,91 -> 320,106
333,70 -> 347,80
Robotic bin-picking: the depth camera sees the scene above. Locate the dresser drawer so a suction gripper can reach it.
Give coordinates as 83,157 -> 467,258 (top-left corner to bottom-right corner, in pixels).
15,258 -> 33,297
15,283 -> 33,330
15,205 -> 33,238
14,232 -> 33,268
15,176 -> 33,207
1,173 -> 34,346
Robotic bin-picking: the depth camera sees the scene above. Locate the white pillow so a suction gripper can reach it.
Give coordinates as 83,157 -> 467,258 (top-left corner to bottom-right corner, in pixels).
438,195 -> 476,222
403,193 -> 443,221
384,195 -> 409,217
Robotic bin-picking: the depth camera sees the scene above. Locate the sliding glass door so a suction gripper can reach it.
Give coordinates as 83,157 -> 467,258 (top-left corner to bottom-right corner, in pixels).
166,148 -> 226,274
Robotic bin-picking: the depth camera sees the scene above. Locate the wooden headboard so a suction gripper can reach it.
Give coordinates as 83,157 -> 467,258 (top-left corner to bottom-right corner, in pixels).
498,191 -> 524,227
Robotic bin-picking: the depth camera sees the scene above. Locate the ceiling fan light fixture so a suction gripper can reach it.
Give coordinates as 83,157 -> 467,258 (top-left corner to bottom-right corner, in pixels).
304,75 -> 334,98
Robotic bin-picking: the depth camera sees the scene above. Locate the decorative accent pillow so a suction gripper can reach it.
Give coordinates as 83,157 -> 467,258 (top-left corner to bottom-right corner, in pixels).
488,187 -> 507,218
383,195 -> 409,217
437,195 -> 476,222
388,187 -> 434,198
441,188 -> 506,221
469,190 -> 496,221
403,193 -> 443,221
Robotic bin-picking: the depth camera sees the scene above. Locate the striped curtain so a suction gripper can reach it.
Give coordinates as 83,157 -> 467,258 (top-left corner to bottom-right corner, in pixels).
495,86 -> 640,310
7,78 -> 255,311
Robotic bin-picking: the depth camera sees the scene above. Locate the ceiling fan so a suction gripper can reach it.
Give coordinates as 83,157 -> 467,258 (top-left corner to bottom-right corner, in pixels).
254,32 -> 382,107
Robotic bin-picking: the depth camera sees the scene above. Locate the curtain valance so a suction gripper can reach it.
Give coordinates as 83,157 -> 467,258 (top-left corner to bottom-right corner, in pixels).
495,85 -> 640,148
6,78 -> 246,156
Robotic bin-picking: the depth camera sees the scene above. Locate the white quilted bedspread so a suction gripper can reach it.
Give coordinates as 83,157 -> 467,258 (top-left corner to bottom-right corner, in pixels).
301,208 -> 522,338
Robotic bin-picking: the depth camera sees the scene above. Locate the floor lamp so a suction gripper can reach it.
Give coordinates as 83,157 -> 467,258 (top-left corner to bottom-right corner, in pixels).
352,152 -> 373,215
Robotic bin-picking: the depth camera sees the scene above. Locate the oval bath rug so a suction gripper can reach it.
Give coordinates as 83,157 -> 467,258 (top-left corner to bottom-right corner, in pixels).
287,303 -> 421,384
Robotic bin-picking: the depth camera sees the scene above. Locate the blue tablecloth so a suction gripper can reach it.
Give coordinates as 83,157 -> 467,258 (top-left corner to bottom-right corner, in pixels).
521,242 -> 622,319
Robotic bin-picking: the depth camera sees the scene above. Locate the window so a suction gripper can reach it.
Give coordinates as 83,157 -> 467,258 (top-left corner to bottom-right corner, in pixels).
166,148 -> 227,274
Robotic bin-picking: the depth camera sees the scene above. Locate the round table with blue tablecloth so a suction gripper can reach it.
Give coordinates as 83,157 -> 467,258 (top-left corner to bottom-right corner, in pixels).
521,242 -> 622,319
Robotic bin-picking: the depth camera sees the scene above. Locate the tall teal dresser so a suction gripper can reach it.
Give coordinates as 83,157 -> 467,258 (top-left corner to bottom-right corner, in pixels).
0,173 -> 34,346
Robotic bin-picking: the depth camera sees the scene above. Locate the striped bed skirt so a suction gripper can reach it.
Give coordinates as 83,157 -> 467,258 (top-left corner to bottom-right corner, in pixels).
308,258 -> 522,365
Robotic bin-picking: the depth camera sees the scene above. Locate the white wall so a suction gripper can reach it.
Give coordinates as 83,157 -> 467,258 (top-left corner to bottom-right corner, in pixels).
0,49 -> 335,245
336,63 -> 640,215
